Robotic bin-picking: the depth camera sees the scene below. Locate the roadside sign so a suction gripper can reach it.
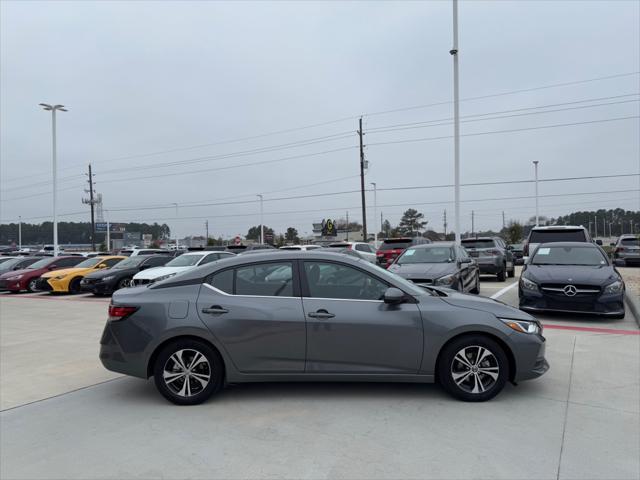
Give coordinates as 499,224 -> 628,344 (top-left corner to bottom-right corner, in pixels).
95,223 -> 126,233
234,235 -> 242,246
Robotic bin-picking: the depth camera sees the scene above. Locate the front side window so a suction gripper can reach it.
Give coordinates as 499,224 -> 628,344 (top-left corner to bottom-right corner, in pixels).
75,257 -> 104,268
102,258 -> 124,268
236,262 -> 293,296
304,261 -> 388,300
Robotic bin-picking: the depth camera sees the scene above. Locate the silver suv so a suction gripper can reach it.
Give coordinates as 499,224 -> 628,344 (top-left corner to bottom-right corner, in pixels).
524,225 -> 591,258
612,234 -> 640,266
461,237 -> 515,281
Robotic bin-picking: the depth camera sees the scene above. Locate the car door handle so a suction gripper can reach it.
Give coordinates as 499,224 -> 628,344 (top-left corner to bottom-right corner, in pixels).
202,306 -> 229,315
308,310 -> 335,319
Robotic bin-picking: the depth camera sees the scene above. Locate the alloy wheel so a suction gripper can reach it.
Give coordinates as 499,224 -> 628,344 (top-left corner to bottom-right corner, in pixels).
28,279 -> 38,292
162,349 -> 212,398
450,345 -> 500,394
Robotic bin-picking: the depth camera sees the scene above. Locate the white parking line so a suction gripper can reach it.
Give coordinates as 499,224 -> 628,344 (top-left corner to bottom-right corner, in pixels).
490,282 -> 518,299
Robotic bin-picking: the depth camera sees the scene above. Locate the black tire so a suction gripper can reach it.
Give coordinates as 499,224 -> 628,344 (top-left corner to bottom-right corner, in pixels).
438,335 -> 509,402
508,265 -> 515,278
27,278 -> 38,293
116,277 -> 131,291
497,267 -> 506,282
153,339 -> 224,405
470,274 -> 480,294
68,277 -> 82,294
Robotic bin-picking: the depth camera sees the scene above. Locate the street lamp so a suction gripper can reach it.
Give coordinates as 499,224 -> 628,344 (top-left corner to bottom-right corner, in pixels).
257,194 -> 264,244
39,103 -> 67,256
533,161 -> 539,227
451,0 -> 461,245
370,182 -> 378,247
18,215 -> 22,250
172,203 -> 179,249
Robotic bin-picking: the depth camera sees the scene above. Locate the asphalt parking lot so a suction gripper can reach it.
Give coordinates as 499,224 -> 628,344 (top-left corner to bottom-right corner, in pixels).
1,269 -> 639,480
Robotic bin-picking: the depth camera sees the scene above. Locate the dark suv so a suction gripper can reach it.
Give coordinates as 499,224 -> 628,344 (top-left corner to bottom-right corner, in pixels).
523,225 -> 591,258
461,237 -> 515,281
376,237 -> 431,268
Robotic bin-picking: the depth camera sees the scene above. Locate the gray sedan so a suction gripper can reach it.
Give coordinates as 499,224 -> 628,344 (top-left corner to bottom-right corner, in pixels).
100,251 -> 548,405
387,243 -> 480,293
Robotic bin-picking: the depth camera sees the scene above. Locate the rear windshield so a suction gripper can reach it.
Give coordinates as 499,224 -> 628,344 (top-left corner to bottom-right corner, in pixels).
380,240 -> 411,251
529,229 -> 586,243
621,238 -> 640,246
461,240 -> 495,249
531,246 -> 607,266
280,246 -> 301,250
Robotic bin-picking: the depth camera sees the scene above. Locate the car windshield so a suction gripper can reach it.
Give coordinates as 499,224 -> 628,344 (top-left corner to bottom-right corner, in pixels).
398,247 -> 454,264
75,257 -> 104,268
113,257 -> 146,269
529,229 -> 586,243
0,258 -> 22,269
621,238 -> 640,246
165,254 -> 204,267
531,246 -> 607,266
370,264 -> 428,296
27,258 -> 55,269
461,240 -> 495,249
379,240 -> 411,251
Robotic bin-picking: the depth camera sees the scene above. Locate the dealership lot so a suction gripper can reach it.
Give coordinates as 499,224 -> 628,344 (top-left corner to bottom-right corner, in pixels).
1,271 -> 638,480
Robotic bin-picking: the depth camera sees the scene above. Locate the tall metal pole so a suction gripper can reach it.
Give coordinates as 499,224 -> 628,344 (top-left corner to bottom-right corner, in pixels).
371,182 -> 377,247
451,0 -> 461,245
533,161 -> 539,226
258,195 -> 264,244
358,117 -> 367,241
18,215 -> 22,249
106,210 -> 110,253
594,215 -> 598,238
173,203 -> 179,248
88,164 -> 96,251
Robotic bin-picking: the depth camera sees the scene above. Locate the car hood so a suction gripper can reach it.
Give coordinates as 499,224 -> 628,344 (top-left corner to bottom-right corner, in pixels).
0,267 -> 39,279
438,289 -> 534,321
390,263 -> 455,279
132,266 -> 191,280
41,267 -> 97,278
524,264 -> 617,285
84,267 -> 137,280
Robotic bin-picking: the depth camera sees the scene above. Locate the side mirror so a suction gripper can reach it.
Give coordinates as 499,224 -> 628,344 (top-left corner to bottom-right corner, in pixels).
595,239 -> 603,246
384,287 -> 405,305
609,242 -> 615,247
506,245 -> 513,251
460,258 -> 472,264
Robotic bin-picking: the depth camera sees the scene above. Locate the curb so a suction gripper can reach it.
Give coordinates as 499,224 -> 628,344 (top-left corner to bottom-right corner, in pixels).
624,291 -> 640,329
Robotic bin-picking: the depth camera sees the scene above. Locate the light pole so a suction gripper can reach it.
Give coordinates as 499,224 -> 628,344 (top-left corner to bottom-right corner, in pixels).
105,209 -> 110,253
533,161 -> 539,227
257,194 -> 264,244
370,182 -> 378,247
172,203 -> 179,248
18,215 -> 22,250
450,0 -> 461,245
39,103 -> 67,256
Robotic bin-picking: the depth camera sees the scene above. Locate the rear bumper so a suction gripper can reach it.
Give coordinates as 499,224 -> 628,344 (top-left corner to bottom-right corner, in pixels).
99,321 -> 149,379
519,289 -> 625,316
474,258 -> 503,274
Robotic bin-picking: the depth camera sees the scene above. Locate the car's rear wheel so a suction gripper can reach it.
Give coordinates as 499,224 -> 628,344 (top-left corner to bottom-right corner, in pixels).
153,339 -> 224,405
27,279 -> 38,292
438,335 -> 509,402
68,277 -> 82,294
497,267 -> 506,282
470,274 -> 480,294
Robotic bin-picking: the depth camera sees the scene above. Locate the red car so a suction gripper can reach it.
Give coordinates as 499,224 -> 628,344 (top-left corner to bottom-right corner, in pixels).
376,237 -> 431,268
0,256 -> 83,292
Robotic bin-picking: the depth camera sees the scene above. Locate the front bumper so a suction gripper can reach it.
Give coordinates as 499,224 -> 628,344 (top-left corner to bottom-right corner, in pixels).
510,331 -> 549,382
34,277 -> 53,292
81,278 -> 115,295
46,277 -> 70,293
519,288 -> 625,317
0,278 -> 26,292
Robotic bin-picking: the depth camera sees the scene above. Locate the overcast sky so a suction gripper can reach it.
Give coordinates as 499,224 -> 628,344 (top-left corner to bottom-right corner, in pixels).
1,0 -> 639,240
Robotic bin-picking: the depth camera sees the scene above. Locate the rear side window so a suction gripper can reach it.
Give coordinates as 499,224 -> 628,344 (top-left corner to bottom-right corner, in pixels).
529,230 -> 587,243
209,269 -> 234,294
235,262 -> 293,297
57,257 -> 83,267
102,258 -> 123,267
199,254 -> 221,265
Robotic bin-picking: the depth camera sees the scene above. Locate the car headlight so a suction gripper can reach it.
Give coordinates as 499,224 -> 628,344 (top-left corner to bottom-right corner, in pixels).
500,318 -> 541,334
8,274 -> 23,280
603,280 -> 623,295
153,273 -> 176,283
102,275 -> 115,282
520,276 -> 539,292
435,274 -> 456,286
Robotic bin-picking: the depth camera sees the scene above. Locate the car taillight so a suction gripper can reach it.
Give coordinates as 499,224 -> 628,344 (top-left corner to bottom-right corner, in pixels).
615,247 -> 625,252
108,304 -> 138,321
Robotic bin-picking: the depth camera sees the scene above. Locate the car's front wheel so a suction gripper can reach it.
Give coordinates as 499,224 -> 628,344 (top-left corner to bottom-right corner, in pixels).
153,339 -> 224,405
438,335 -> 509,402
27,279 -> 38,292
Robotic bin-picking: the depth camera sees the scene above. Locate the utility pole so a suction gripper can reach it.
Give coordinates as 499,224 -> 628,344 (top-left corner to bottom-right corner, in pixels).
18,215 -> 22,249
443,210 -> 448,238
257,195 -> 264,244
370,182 -> 377,247
358,117 -> 367,241
471,210 -> 475,237
39,103 -> 67,256
105,210 -> 110,253
594,215 -> 598,238
533,161 -> 539,227
82,163 -> 97,251
205,220 -> 209,243
173,203 -> 179,249
346,211 -> 350,241
380,212 -> 383,238
502,211 -> 505,230
451,0 -> 461,245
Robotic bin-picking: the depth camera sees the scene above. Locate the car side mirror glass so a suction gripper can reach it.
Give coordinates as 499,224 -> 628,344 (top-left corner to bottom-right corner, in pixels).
609,242 -> 615,247
595,239 -> 603,246
384,287 -> 405,305
460,258 -> 472,263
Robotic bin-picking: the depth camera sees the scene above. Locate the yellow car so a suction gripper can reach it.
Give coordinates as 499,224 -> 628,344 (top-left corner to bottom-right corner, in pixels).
40,256 -> 125,293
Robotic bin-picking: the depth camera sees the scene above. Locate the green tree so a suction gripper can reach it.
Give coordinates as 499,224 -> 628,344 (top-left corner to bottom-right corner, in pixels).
246,225 -> 274,242
398,209 -> 427,236
285,227 -> 299,243
504,221 -> 524,244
